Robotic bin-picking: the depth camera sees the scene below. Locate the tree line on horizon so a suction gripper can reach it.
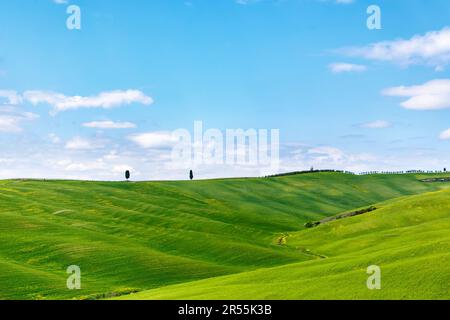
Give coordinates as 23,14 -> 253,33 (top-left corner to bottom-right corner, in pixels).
265,168 -> 448,178
123,167 -> 448,181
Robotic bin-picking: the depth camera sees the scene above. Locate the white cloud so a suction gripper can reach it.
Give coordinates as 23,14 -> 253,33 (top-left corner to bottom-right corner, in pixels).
0,90 -> 22,105
23,89 -> 153,114
360,120 -> 391,129
103,150 -> 119,160
284,145 -> 378,174
308,146 -> 345,162
382,79 -> 450,110
341,27 -> 450,70
82,120 -> 137,129
63,160 -> 105,172
439,128 -> 450,140
49,133 -> 61,144
0,137 -> 447,181
112,165 -> 134,174
0,91 -> 38,132
65,136 -> 105,150
0,116 -> 25,133
53,0 -> 68,4
0,108 -> 38,133
329,62 -> 367,73
128,131 -> 177,149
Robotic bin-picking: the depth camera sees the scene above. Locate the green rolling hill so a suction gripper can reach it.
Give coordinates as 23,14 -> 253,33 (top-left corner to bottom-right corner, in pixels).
123,187 -> 449,300
0,172 -> 449,300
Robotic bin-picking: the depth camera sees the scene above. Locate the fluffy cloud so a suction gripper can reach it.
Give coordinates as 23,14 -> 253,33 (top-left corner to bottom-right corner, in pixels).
82,120 -> 137,129
59,159 -> 106,172
128,131 -> 177,149
65,136 -> 105,150
112,164 -> 135,174
341,27 -> 450,70
308,146 -> 345,162
439,128 -> 450,140
0,90 -> 22,105
382,79 -> 450,110
360,120 -> 391,129
0,107 -> 39,133
285,145 -> 377,173
329,62 -> 366,73
0,91 -> 38,132
0,137 -> 447,180
23,89 -> 153,114
49,133 -> 61,144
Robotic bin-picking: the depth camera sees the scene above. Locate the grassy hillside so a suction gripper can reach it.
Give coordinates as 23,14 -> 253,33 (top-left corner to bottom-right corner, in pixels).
0,172 -> 448,299
118,188 -> 450,300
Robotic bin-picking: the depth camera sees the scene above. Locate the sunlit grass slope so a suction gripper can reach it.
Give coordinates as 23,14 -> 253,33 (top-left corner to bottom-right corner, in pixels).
120,187 -> 450,300
0,172 -> 448,299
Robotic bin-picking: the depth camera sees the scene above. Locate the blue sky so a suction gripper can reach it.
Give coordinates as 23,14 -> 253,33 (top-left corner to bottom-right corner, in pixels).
1,0 -> 450,180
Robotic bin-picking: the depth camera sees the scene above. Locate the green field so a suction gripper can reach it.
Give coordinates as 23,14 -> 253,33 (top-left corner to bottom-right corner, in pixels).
0,172 -> 449,300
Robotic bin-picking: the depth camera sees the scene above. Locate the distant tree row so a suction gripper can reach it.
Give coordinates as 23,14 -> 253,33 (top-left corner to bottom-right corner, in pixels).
265,169 -> 350,178
123,167 -> 447,181
265,168 -> 449,178
358,169 -> 447,175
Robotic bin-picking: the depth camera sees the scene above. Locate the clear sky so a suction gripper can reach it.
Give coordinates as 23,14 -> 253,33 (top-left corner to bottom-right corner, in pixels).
1,0 -> 450,180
